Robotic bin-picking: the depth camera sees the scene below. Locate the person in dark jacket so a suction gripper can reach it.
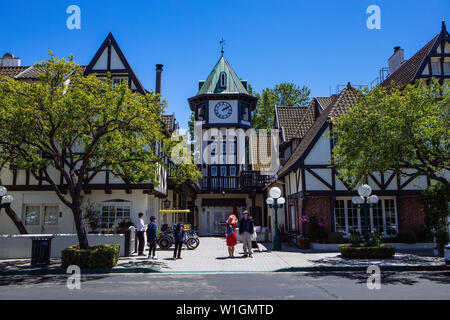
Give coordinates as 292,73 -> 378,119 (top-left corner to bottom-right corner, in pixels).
238,210 -> 254,258
172,218 -> 185,260
146,216 -> 158,260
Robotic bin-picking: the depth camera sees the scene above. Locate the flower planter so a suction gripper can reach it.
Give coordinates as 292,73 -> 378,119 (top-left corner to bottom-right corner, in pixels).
297,238 -> 310,249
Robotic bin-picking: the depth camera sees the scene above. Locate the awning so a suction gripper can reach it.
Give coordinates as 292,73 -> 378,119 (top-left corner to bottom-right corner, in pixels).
159,209 -> 191,214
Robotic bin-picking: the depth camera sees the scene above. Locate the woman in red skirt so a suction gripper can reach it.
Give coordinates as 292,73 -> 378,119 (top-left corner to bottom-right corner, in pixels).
225,213 -> 238,258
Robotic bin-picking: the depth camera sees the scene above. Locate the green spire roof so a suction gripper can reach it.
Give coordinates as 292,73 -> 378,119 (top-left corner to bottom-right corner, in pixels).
197,55 -> 249,95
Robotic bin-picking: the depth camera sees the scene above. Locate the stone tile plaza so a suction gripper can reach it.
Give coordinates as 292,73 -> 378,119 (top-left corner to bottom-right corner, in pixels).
0,0 -> 449,308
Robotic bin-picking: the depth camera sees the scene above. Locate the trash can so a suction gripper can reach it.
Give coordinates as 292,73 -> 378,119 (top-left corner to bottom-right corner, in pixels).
31,236 -> 54,267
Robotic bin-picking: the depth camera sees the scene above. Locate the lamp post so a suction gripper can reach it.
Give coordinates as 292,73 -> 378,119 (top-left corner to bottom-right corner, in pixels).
266,186 -> 285,251
0,186 -> 13,213
351,184 -> 378,245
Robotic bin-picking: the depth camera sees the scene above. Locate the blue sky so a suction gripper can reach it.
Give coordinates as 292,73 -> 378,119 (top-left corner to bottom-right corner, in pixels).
1,0 -> 449,128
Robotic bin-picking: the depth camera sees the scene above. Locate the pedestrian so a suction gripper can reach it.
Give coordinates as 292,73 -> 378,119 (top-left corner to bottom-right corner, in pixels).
238,210 -> 254,258
173,217 -> 185,260
146,216 -> 158,260
225,212 -> 238,258
137,212 -> 146,256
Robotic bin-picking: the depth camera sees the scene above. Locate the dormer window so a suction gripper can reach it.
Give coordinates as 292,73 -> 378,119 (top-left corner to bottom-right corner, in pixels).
219,72 -> 227,89
197,105 -> 205,121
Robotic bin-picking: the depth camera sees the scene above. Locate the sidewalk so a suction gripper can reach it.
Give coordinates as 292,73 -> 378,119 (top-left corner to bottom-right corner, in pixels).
0,237 -> 447,275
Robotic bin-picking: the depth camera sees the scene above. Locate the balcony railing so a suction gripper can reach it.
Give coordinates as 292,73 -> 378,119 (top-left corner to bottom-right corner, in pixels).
200,171 -> 271,192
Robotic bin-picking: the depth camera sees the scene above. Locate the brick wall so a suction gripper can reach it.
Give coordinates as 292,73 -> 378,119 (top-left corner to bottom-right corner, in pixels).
398,196 -> 425,232
304,196 -> 332,234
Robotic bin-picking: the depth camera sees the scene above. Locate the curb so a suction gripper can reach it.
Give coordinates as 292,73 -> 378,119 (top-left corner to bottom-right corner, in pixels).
1,264 -> 449,276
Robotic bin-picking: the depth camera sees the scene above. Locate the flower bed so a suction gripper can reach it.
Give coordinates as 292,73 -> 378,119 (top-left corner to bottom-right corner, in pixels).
338,244 -> 396,259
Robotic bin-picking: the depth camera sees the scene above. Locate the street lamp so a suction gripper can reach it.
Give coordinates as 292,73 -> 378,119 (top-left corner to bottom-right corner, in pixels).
352,184 -> 378,245
266,186 -> 285,251
0,186 -> 13,212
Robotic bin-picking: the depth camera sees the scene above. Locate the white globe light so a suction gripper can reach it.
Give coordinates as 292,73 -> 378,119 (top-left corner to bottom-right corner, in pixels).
2,195 -> 13,204
278,197 -> 285,205
0,186 -> 7,197
269,187 -> 282,199
266,198 -> 274,205
352,196 -> 365,204
368,195 -> 379,204
357,184 -> 372,198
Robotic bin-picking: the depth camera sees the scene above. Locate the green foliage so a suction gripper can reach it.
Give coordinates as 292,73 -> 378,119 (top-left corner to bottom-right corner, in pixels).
61,244 -> 120,268
423,182 -> 450,253
394,230 -> 418,244
250,82 -> 310,129
338,244 -> 396,259
307,215 -> 325,243
348,232 -> 364,247
332,79 -> 450,189
116,220 -> 134,234
369,231 -> 383,247
327,232 -> 345,244
82,200 -> 100,233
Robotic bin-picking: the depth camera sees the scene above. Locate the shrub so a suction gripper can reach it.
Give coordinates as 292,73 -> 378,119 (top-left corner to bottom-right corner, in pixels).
61,244 -> 120,268
395,230 -> 417,244
327,232 -> 345,244
338,244 -> 396,259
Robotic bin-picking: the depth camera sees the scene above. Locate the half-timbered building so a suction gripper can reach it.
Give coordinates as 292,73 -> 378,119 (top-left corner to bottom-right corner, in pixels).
274,21 -> 450,241
0,33 -> 171,235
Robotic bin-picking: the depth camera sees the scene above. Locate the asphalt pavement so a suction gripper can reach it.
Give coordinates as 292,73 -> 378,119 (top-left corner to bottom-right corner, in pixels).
0,271 -> 449,300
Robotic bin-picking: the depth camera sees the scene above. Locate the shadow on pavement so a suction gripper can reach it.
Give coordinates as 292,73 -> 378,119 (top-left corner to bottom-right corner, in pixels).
296,271 -> 450,286
0,274 -> 108,286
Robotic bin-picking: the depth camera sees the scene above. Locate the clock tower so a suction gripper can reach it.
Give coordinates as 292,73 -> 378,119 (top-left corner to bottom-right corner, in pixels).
188,53 -> 270,236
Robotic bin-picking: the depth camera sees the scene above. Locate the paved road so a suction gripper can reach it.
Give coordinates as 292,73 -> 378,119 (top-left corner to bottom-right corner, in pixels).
0,271 -> 448,300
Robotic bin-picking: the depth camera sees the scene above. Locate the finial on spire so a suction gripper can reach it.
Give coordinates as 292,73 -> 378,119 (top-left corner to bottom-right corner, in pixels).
442,20 -> 447,33
220,38 -> 225,56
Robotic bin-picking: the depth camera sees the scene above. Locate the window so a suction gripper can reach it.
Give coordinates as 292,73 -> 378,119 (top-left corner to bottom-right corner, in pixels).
197,106 -> 205,121
24,205 -> 40,225
220,166 -> 227,176
43,206 -> 58,225
222,142 -> 226,154
443,58 -> 450,75
211,166 -> 217,176
241,105 -> 250,121
430,58 -> 441,75
219,72 -> 227,88
229,166 -> 236,176
333,197 -> 398,237
112,77 -> 127,87
100,201 -> 131,233
24,204 -> 59,226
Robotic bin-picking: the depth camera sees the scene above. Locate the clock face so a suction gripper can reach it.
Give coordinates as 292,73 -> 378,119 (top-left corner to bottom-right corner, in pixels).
214,102 -> 232,119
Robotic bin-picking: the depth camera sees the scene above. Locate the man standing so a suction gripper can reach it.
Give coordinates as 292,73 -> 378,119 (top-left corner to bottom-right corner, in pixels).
137,212 -> 146,256
239,210 -> 254,258
173,218 -> 185,260
146,216 -> 158,259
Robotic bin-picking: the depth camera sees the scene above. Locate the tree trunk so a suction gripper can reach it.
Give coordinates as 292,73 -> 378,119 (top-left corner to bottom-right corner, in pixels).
72,199 -> 89,250
4,207 -> 28,234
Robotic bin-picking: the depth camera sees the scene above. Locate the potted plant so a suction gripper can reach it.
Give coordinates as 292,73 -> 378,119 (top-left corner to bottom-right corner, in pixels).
116,220 -> 134,234
297,234 -> 311,249
82,200 -> 100,233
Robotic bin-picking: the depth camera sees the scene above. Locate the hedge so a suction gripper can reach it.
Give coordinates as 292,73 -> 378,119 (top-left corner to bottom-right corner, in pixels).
61,244 -> 120,269
338,244 -> 396,259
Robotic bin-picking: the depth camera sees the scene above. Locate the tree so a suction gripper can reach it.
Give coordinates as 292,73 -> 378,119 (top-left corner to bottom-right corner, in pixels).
423,182 -> 450,254
251,83 -> 311,129
272,82 -> 310,107
0,55 -> 167,249
331,79 -> 450,189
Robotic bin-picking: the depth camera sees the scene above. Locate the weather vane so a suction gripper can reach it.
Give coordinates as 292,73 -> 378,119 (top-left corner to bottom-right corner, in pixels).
220,38 -> 225,55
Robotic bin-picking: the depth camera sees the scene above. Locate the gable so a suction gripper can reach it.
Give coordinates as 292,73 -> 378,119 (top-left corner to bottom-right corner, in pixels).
85,32 -> 146,94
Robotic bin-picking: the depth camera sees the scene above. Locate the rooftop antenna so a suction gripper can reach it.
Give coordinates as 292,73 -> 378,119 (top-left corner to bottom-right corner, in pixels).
220,38 -> 226,56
